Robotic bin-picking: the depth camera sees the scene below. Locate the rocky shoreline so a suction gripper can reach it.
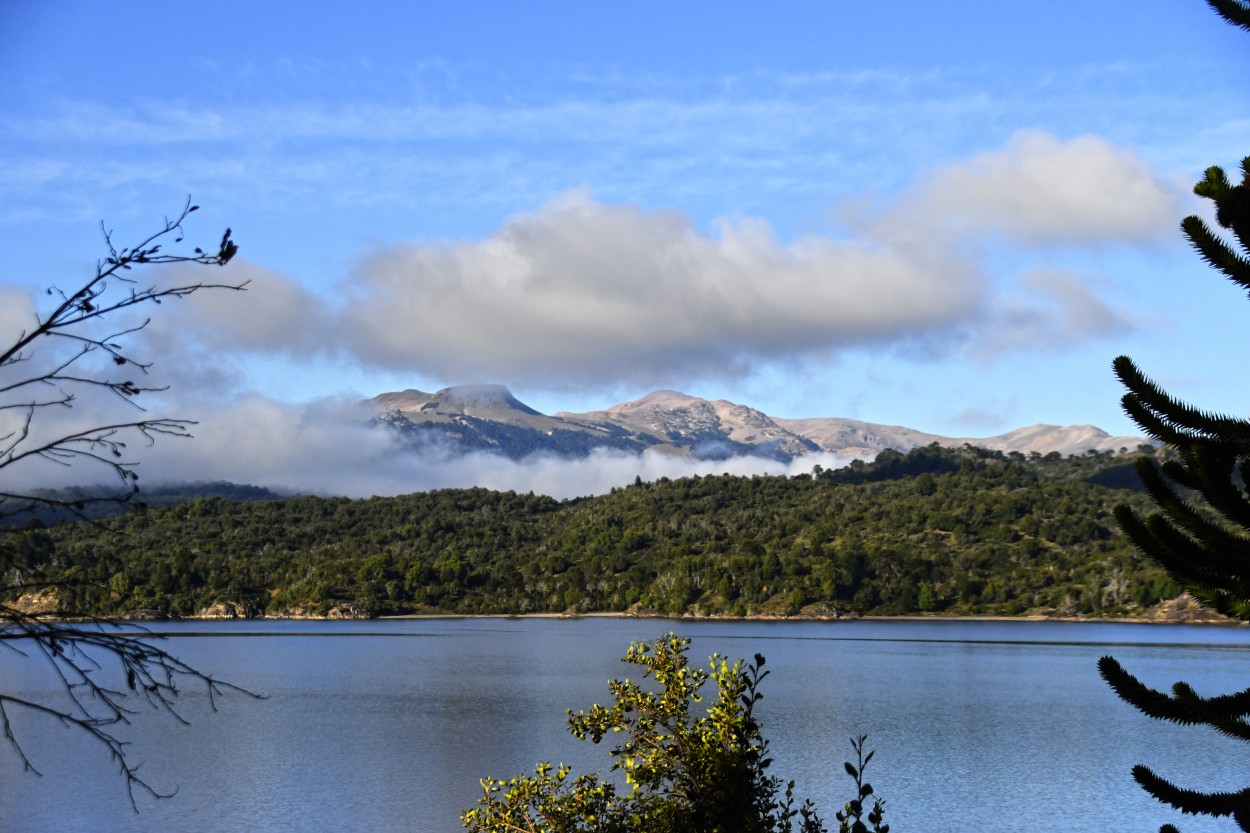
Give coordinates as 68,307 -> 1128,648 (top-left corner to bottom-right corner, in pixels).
10,587 -> 1239,626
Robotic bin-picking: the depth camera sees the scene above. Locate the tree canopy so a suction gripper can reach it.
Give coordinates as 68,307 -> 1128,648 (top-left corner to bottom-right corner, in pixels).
2,443 -> 1178,623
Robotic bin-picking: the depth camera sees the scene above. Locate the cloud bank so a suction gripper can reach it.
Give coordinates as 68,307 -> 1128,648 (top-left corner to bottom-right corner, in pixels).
149,130 -> 1176,396
882,131 -> 1179,246
337,191 -> 981,385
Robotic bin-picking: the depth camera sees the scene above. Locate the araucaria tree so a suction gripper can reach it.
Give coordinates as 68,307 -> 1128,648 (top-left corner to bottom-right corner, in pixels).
1097,2 -> 1250,831
0,200 -> 252,804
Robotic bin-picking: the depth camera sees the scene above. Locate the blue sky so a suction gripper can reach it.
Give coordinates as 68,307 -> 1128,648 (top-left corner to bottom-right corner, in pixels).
2,1 -> 1249,496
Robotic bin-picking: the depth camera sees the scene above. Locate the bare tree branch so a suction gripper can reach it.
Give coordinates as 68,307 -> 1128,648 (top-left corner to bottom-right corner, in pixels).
0,200 -> 258,805
0,603 -> 260,807
0,197 -> 247,524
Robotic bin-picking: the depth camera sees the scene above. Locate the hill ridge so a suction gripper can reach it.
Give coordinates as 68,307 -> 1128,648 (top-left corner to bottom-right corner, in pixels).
372,385 -> 1147,461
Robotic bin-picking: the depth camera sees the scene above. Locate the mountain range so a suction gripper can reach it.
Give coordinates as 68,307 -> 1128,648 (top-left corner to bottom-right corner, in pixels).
371,384 -> 1148,462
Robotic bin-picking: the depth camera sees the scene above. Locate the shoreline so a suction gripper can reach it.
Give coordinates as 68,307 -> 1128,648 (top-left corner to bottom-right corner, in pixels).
378,611 -> 1247,626
114,609 -> 1244,627
29,593 -> 1242,627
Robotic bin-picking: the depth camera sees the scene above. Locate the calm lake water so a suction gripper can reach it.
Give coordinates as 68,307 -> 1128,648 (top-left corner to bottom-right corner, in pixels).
4,617 -> 1250,833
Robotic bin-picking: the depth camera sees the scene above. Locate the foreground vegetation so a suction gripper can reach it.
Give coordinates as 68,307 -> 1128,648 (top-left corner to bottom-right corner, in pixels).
1,444 -> 1180,620
462,632 -> 890,833
462,633 -> 857,833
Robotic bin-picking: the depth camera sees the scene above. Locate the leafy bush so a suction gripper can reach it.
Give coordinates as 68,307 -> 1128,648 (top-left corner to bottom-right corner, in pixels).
461,633 -> 825,833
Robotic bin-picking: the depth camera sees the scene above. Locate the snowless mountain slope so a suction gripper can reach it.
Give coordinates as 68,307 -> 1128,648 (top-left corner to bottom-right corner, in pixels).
371,385 -> 1147,461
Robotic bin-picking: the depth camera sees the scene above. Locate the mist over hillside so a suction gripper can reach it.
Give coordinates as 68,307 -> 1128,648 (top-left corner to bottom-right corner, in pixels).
67,405 -> 1148,521
1,382 -> 1149,506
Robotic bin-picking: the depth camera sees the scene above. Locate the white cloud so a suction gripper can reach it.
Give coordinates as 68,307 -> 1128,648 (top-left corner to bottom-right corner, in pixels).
138,394 -> 406,495
0,289 -> 36,351
1016,267 -> 1132,339
0,380 -> 191,495
971,266 -> 1134,356
321,132 -> 1176,386
879,130 -> 1179,246
338,188 -> 984,386
143,260 -> 329,355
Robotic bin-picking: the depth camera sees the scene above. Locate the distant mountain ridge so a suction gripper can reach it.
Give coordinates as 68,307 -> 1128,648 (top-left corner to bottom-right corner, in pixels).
372,384 -> 1147,462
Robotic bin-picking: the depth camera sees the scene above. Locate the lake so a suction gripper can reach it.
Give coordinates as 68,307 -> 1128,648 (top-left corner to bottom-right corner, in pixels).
4,617 -> 1250,833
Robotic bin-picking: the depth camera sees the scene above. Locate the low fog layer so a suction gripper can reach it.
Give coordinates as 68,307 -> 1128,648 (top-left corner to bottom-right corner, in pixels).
0,394 -> 849,500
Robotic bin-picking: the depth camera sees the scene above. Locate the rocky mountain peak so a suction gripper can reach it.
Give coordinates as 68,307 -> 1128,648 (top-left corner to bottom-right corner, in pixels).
374,384 -> 541,418
371,388 -> 434,412
432,384 -> 540,415
625,390 -> 705,409
371,384 -> 1147,462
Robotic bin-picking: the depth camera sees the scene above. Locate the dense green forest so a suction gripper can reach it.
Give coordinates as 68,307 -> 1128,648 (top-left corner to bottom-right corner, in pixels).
1,444 -> 1183,620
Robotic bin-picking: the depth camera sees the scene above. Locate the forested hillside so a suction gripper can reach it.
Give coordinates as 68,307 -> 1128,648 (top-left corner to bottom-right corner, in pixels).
2,444 -> 1180,620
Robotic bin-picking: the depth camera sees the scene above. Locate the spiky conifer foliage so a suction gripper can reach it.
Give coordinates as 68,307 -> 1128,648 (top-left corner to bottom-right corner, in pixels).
1207,0 -> 1250,31
1099,4 -> 1250,830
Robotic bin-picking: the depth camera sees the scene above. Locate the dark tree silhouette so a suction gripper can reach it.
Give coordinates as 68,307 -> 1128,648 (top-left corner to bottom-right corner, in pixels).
1,199 -> 242,522
0,200 -> 254,805
1099,3 -> 1250,831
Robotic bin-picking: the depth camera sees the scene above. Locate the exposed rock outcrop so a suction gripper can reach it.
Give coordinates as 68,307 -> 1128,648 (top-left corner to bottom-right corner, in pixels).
1139,593 -> 1241,624
197,600 -> 250,619
10,587 -> 61,615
